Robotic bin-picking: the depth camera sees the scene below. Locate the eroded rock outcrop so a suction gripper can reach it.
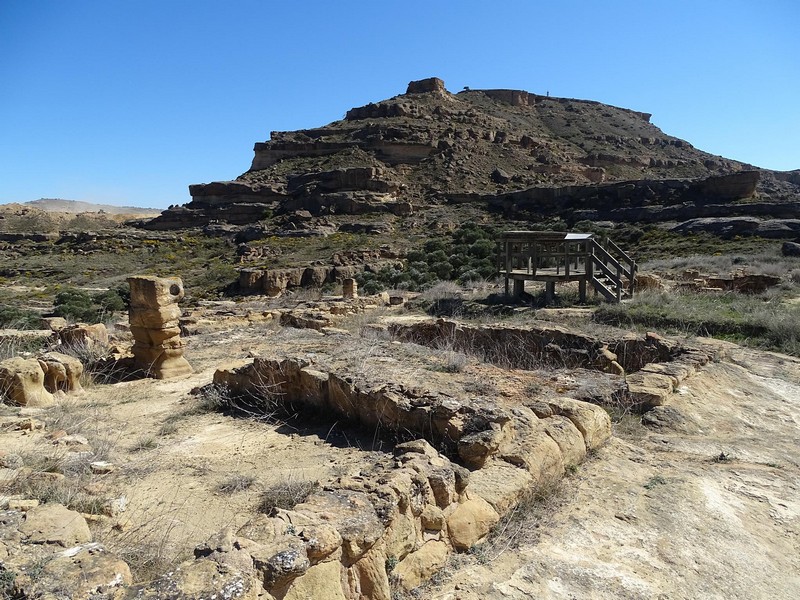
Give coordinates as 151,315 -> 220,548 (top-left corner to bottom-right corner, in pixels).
207,350 -> 611,598
144,78 -> 796,232
0,356 -> 55,407
127,275 -> 193,378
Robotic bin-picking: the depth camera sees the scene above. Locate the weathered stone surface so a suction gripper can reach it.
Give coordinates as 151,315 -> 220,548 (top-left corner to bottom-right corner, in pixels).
0,357 -> 55,407
626,372 -> 675,409
782,241 -> 800,256
420,505 -> 445,532
40,316 -> 68,331
466,461 -> 535,515
542,415 -> 587,467
283,560 -> 347,600
39,543 -> 132,599
392,540 -> 449,590
297,491 -> 383,565
38,351 -> 84,393
642,405 -> 699,433
406,77 -> 447,95
125,559 -> 262,600
19,504 -> 92,547
672,216 -> 800,239
546,397 -> 612,450
446,497 -> 500,551
128,275 -> 192,379
350,542 -> 391,600
60,323 -> 109,347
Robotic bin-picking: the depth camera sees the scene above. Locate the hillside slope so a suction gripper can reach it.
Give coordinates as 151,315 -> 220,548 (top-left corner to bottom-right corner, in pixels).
147,77 -> 798,237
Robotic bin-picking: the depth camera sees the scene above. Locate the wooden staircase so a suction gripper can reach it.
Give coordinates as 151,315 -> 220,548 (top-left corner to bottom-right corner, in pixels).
588,238 -> 637,302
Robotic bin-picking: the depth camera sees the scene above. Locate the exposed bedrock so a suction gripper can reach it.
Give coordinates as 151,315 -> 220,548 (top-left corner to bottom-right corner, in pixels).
208,352 -> 611,598
477,171 -> 761,222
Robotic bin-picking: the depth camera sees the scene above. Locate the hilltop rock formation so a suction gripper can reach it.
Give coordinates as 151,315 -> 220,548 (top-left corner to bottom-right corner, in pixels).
145,78 -> 799,234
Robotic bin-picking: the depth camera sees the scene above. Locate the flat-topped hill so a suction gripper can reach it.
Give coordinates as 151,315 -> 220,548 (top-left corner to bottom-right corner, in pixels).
146,77 -> 798,234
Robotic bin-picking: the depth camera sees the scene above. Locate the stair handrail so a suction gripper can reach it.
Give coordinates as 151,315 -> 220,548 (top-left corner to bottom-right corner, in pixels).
605,238 -> 637,294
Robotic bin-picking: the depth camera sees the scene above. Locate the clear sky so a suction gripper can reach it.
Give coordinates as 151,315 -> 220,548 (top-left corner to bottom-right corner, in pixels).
1,1 -> 798,209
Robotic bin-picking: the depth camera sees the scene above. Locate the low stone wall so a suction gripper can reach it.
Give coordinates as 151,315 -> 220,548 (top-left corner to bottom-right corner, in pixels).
206,354 -> 611,598
388,319 -> 718,410
238,261 -> 402,296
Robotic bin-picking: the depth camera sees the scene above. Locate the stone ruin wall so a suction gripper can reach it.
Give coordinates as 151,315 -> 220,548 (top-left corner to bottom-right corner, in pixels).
204,318 -> 718,599
389,319 -> 718,410
211,353 -> 612,598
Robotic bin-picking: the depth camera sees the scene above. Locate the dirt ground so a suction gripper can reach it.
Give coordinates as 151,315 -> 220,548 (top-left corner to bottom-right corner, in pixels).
2,312 -> 799,597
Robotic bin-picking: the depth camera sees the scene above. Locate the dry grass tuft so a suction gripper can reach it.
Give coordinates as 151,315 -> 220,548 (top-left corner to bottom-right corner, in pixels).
257,475 -> 319,513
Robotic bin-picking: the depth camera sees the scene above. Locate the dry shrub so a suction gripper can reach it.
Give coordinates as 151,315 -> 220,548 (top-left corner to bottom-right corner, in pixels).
257,475 -> 319,513
216,474 -> 257,495
468,480 -> 563,565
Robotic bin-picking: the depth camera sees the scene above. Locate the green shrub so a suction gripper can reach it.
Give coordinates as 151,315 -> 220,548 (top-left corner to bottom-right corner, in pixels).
52,286 -> 128,323
356,222 -> 499,293
0,304 -> 41,329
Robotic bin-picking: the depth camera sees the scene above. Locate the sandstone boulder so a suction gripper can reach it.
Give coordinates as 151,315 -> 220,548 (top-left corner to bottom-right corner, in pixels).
625,372 -> 674,409
59,323 -> 109,347
782,241 -> 800,257
546,397 -> 612,451
392,540 -> 449,590
38,352 -> 84,393
125,559 -> 262,600
0,357 -> 55,407
446,497 -> 500,551
406,77 -> 447,95
282,560 -> 346,600
38,543 -> 132,599
18,503 -> 92,547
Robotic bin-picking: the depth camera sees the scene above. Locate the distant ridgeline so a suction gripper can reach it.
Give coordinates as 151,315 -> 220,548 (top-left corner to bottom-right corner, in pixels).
144,77 -> 799,239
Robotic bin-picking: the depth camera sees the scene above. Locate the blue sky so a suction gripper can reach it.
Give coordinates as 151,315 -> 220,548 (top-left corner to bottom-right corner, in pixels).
1,1 -> 798,209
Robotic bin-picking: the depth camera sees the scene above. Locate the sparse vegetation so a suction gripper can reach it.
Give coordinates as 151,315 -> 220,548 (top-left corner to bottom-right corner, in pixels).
357,222 -> 499,294
644,474 -> 667,490
0,304 -> 42,329
594,289 -> 800,356
475,480 -> 563,563
217,474 -> 257,494
130,435 -> 157,452
52,286 -> 127,323
257,475 -> 319,513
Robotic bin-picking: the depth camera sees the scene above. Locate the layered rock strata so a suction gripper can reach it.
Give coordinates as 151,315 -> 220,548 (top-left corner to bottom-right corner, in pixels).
208,354 -> 611,598
127,275 -> 193,378
144,78 -> 797,232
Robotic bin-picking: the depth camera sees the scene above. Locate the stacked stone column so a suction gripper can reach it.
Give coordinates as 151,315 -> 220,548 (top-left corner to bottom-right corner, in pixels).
127,276 -> 192,379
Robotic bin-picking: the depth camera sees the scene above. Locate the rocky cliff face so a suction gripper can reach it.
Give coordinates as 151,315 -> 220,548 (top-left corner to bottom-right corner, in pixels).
145,78 -> 798,232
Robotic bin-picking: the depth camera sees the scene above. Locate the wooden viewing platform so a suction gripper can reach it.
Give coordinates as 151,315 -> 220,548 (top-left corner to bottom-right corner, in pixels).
497,231 -> 637,303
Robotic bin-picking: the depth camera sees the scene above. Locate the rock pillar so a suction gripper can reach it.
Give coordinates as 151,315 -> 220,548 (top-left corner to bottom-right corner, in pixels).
127,276 -> 193,379
342,278 -> 358,299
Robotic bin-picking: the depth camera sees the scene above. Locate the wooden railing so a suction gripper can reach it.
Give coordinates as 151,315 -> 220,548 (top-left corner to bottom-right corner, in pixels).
588,238 -> 637,302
